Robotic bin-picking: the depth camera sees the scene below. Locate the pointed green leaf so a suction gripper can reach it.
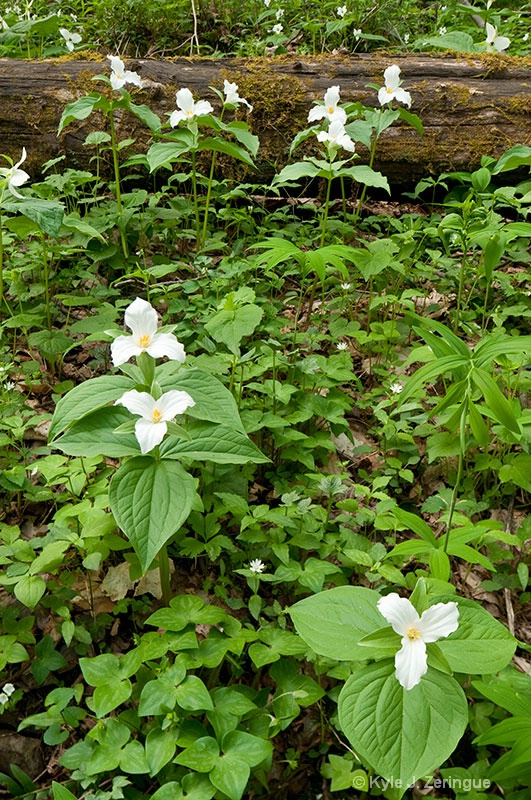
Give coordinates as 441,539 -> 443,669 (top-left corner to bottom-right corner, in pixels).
109,457 -> 196,572
49,375 -> 134,440
161,421 -> 268,464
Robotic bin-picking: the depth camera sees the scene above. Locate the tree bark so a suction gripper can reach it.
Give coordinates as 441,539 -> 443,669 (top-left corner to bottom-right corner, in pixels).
1,52 -> 530,188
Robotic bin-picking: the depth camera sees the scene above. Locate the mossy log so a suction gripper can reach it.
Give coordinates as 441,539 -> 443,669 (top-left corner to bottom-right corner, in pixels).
2,52 -> 531,188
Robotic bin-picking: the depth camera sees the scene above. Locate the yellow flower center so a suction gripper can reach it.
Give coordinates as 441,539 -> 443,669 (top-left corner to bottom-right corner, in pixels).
386,86 -> 393,94
152,408 -> 162,423
186,109 -> 194,116
327,106 -> 335,113
139,334 -> 151,349
406,626 -> 421,640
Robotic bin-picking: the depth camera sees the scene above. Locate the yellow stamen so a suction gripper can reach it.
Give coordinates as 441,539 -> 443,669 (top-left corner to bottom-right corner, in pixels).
327,106 -> 334,113
138,334 -> 151,349
406,626 -> 421,640
152,409 -> 162,423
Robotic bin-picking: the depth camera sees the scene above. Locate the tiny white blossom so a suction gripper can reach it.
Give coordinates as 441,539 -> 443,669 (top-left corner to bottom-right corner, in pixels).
438,26 -> 447,35
271,22 -> 283,35
0,694 -> 8,705
111,297 -> 186,367
353,28 -> 361,40
107,55 -> 143,91
485,22 -> 510,52
223,80 -> 253,111
170,88 -> 213,126
523,32 -> 529,42
116,389 -> 195,454
378,64 -> 412,107
59,27 -> 81,51
308,85 -> 347,124
2,683 -> 14,697
249,559 -> 266,573
264,0 -> 270,6
336,342 -> 348,351
340,282 -> 351,290
403,32 -> 410,43
275,8 -> 284,20
316,119 -> 355,152
377,594 -> 459,690
389,382 -> 403,394
336,5 -> 347,17
0,148 -> 30,199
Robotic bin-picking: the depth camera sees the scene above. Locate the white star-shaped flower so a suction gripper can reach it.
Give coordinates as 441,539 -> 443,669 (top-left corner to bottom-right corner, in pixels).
378,64 -> 412,107
0,148 -> 30,199
107,55 -> 143,91
170,88 -> 214,126
308,85 -> 347,124
249,559 -> 266,574
317,120 -> 355,152
59,27 -> 82,51
377,593 -> 459,690
485,22 -> 510,52
223,80 -> 253,111
111,297 -> 186,367
336,5 -> 347,18
116,389 -> 195,454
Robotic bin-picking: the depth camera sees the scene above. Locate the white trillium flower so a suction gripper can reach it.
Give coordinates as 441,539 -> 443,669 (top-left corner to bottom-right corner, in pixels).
116,389 -> 195,454
59,27 -> 81,51
308,85 -> 347,124
111,297 -> 186,367
485,22 -> 510,52
223,80 -> 253,111
170,88 -> 214,126
249,559 -> 266,573
107,55 -> 143,91
317,120 -> 355,152
0,148 -> 30,199
377,593 -> 459,690
378,64 -> 412,107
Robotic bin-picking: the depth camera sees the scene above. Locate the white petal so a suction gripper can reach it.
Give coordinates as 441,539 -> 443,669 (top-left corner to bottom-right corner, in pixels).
108,55 -> 124,74
323,85 -> 340,108
110,73 -> 123,90
146,332 -> 186,362
14,147 -> 27,169
10,169 -> 29,188
394,87 -> 412,107
308,106 -> 326,123
170,110 -> 186,126
485,22 -> 496,44
111,335 -> 142,366
123,69 -> 143,87
329,107 -> 347,124
494,35 -> 510,51
418,602 -> 459,643
135,417 -> 167,453
176,88 -> 194,112
377,86 -> 389,106
384,64 -> 401,90
124,297 -> 158,337
116,390 -> 156,418
194,100 -> 213,116
377,594 -> 420,636
395,637 -> 427,690
338,133 -> 355,152
316,130 -> 329,143
156,390 -> 195,420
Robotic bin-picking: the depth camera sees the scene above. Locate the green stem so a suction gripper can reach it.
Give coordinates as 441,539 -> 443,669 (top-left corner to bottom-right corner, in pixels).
320,174 -> 332,248
201,150 -> 217,248
158,545 -> 172,606
108,110 -> 128,259
41,234 -> 51,330
443,404 -> 467,553
0,204 -> 3,309
353,111 -> 381,227
191,152 -> 200,249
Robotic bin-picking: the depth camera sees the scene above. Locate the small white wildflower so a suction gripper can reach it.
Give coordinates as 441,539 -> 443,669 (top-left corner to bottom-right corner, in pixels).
340,282 -> 351,290
3,683 -> 15,697
336,5 -> 347,17
524,32 -> 529,42
264,0 -> 270,6
485,22 -> 510,52
378,64 -> 412,107
107,55 -> 143,91
0,148 -> 30,199
59,27 -> 81,51
336,342 -> 348,351
271,22 -> 283,35
439,26 -> 447,35
308,85 -> 347,124
316,119 -> 355,152
403,32 -> 410,43
170,88 -> 213,126
0,694 -> 8,705
223,80 -> 253,111
353,28 -> 361,40
389,382 -> 403,394
275,8 -> 284,20
249,559 -> 266,574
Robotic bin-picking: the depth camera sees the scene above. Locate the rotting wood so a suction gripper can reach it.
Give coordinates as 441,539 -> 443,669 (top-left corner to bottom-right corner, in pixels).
1,52 -> 531,188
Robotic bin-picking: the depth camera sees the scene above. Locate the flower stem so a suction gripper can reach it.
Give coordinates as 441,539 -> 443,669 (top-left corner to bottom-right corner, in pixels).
443,404 -> 467,553
158,545 -> 172,606
108,109 -> 129,259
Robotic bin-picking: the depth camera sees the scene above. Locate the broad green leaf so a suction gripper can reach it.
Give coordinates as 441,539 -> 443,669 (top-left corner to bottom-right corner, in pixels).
290,586 -> 384,661
174,737 -> 219,771
52,783 -> 78,800
392,507 -> 437,546
53,406 -> 141,458
338,661 -> 468,789
422,31 -> 476,52
199,137 -> 255,167
49,375 -> 134,440
14,575 -> 46,608
175,675 -> 213,711
157,367 -> 245,432
493,144 -> 531,174
91,680 -> 132,717
3,198 -> 65,238
146,137 -> 194,172
434,596 -> 516,674
161,421 -> 268,464
272,161 -> 321,185
205,304 -> 263,354
471,367 -> 521,434
499,454 -> 531,491
109,457 -> 196,572
228,122 -> 260,156
128,101 -> 161,132
145,729 -> 177,775
222,730 -> 273,767
58,95 -> 106,134
210,753 -> 250,800
347,165 -> 390,192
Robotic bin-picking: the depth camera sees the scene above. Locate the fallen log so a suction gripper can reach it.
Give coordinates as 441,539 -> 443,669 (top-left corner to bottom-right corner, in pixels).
1,52 -> 531,188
